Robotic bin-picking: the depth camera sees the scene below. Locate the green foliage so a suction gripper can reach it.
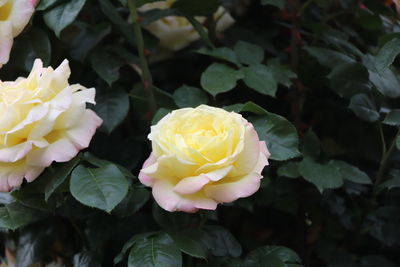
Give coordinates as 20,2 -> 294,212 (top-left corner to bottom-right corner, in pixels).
70,164 -> 129,212
1,0 -> 400,265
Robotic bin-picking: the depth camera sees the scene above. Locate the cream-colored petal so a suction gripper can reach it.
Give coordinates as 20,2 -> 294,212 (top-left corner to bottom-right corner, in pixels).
8,0 -> 35,36
0,21 -> 13,68
26,138 -> 79,167
0,141 -> 32,162
173,175 -> 210,195
65,109 -> 102,149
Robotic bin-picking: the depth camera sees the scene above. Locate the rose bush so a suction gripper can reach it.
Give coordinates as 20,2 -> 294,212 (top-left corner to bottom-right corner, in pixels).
0,0 -> 398,266
0,0 -> 37,68
0,59 -> 102,191
139,105 -> 270,212
139,0 -> 235,51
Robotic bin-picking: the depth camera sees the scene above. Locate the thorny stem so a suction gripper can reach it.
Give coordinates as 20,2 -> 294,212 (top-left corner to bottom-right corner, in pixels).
353,128 -> 400,246
374,128 -> 400,194
128,0 -> 157,115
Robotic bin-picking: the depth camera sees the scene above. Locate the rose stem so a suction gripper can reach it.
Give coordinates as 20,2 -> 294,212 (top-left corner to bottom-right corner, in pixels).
128,0 -> 157,116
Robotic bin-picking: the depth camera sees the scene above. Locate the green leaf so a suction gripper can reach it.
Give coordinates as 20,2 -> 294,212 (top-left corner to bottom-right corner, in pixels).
277,162 -> 300,178
267,58 -> 297,87
369,68 -> 400,98
243,246 -> 302,267
242,64 -> 277,97
378,177 -> 400,191
305,46 -> 355,68
170,229 -> 207,259
28,28 -> 52,66
201,63 -> 241,96
261,0 -> 285,9
99,0 -> 136,46
0,203 -> 41,230
349,94 -> 379,122
172,0 -> 219,16
298,157 -> 343,193
224,101 -> 268,115
397,136 -> 400,150
44,156 -> 81,201
301,129 -> 320,159
70,164 -> 129,212
114,232 -> 156,264
198,47 -> 240,65
330,160 -> 372,184
128,233 -> 182,267
363,55 -> 400,98
94,89 -> 130,134
383,110 -> 400,126
70,22 -> 112,61
327,63 -> 370,98
203,225 -> 242,257
234,41 -> 264,65
113,187 -> 150,218
251,114 -> 301,161
82,152 -> 134,179
173,85 -> 208,108
374,38 -> 400,74
43,0 -> 86,37
91,48 -> 124,86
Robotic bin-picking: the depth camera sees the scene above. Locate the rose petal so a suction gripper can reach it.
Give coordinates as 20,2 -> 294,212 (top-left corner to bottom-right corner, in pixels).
65,109 -> 103,149
204,172 -> 262,203
153,179 -> 218,212
26,138 -> 79,167
138,153 -> 158,186
173,175 -> 210,195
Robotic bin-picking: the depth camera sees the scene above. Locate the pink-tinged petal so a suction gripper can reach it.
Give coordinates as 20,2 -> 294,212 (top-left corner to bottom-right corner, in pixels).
204,172 -> 262,203
9,0 -> 35,36
138,153 -> 158,186
65,109 -> 102,149
253,142 -> 270,174
0,21 -> 13,68
0,142 -> 32,162
173,175 -> 210,195
229,124 -> 260,176
0,177 -> 11,192
253,151 -> 269,174
0,161 -> 27,191
153,180 -> 217,212
26,138 -> 79,167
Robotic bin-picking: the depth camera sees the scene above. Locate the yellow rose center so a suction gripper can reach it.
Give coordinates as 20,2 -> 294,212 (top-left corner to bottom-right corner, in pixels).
0,0 -> 12,21
155,108 -> 243,163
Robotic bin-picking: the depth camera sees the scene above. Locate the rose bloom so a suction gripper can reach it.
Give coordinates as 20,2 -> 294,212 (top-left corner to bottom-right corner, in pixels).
0,0 -> 37,68
139,105 -> 270,212
0,59 -> 102,191
139,0 -> 235,51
